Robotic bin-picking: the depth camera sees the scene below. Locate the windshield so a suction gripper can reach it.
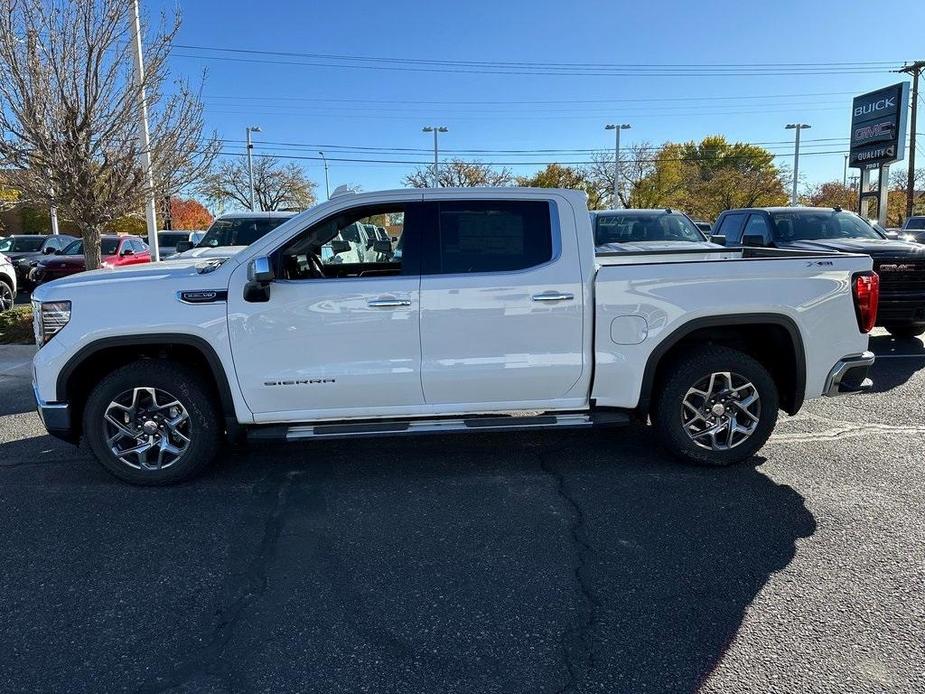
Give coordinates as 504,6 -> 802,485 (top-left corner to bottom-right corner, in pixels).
594,213 -> 704,245
198,216 -> 291,248
907,218 -> 925,230
61,238 -> 121,255
0,236 -> 45,252
770,211 -> 882,242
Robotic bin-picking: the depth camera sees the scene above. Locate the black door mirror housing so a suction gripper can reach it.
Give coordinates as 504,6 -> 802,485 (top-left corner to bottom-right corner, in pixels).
42,246 -> 56,255
373,239 -> 392,255
244,255 -> 274,303
175,240 -> 194,253
121,248 -> 134,256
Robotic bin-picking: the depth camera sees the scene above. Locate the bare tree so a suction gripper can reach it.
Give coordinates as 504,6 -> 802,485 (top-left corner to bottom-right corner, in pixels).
0,0 -> 219,269
198,156 -> 317,211
404,159 -> 514,188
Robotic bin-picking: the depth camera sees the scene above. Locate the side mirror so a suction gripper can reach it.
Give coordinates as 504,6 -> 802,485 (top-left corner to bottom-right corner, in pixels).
391,236 -> 398,243
373,239 -> 392,255
330,239 -> 350,254
175,240 -> 194,253
244,256 -> 274,303
741,234 -> 768,247
248,255 -> 275,283
42,246 -> 55,255
121,248 -> 134,256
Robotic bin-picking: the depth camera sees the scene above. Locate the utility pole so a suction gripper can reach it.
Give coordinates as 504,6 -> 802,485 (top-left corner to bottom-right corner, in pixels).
422,126 -> 448,187
843,154 -> 849,187
605,123 -> 631,208
318,151 -> 330,199
246,126 -> 261,210
130,0 -> 159,261
786,123 -> 811,205
899,61 -> 924,219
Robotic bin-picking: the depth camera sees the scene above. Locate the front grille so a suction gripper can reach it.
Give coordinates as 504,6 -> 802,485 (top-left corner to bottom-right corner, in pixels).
873,259 -> 925,295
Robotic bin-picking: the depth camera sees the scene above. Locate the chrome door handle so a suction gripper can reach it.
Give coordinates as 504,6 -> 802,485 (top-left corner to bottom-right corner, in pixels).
367,298 -> 411,308
532,292 -> 574,302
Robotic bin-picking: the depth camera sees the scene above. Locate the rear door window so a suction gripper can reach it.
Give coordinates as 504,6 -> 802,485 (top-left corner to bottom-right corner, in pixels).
425,200 -> 553,274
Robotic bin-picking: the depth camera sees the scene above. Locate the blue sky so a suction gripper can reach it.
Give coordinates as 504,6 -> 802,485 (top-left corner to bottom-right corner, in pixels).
152,0 -> 924,198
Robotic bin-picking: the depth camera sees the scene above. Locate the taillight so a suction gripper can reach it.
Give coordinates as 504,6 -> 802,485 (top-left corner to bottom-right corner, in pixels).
852,272 -> 879,334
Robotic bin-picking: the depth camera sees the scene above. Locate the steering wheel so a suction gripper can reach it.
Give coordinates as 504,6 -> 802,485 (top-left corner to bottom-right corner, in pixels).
309,252 -> 325,278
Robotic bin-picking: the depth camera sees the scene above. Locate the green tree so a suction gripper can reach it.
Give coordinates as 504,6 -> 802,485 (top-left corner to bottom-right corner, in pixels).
516,163 -> 604,209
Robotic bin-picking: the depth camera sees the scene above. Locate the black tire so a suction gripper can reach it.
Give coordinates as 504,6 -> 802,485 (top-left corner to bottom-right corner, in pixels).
83,359 -> 222,485
652,346 -> 779,467
0,278 -> 13,313
886,325 -> 925,340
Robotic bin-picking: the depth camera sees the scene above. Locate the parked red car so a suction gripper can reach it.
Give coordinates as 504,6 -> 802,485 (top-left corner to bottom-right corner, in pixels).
31,235 -> 151,285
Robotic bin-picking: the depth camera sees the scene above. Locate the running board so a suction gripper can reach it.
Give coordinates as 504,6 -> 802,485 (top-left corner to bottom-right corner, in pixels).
248,411 -> 630,442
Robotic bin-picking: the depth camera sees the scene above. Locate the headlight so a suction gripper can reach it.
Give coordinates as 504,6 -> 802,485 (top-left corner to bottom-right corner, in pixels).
33,300 -> 71,346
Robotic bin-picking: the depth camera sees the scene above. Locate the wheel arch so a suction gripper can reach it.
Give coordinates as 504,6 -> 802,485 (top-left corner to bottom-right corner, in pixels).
637,313 -> 806,416
57,334 -> 240,440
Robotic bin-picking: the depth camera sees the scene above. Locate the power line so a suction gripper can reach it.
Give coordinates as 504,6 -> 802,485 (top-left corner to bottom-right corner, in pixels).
202,90 -> 858,107
175,44 -> 898,74
172,49 -> 899,78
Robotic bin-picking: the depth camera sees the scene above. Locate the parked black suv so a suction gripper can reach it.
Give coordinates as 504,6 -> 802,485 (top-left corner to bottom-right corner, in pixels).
712,207 -> 925,339
0,234 -> 75,289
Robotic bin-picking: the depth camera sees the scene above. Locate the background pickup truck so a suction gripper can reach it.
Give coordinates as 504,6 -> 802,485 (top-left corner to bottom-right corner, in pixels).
31,188 -> 878,485
711,206 -> 925,339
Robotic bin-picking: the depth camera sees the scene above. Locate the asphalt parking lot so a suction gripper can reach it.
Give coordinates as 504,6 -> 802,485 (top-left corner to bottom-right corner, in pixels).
1,332 -> 924,694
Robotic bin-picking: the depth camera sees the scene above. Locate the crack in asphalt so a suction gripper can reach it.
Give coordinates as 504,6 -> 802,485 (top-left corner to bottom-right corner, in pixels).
142,469 -> 304,693
538,449 -> 599,694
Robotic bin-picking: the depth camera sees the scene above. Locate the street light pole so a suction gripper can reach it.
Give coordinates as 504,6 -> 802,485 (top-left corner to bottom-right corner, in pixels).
422,126 -> 448,187
130,0 -> 159,261
786,123 -> 811,206
318,151 -> 330,199
246,125 -> 261,210
605,123 -> 631,208
843,153 -> 849,187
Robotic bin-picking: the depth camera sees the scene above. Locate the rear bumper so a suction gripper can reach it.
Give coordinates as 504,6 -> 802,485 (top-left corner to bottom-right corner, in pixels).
33,383 -> 78,444
823,351 -> 875,396
876,292 -> 925,326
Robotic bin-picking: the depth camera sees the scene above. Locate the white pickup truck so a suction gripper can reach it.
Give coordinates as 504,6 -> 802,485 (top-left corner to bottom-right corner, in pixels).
31,188 -> 879,484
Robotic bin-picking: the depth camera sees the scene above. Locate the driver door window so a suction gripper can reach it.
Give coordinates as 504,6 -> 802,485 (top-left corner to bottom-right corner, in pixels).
279,206 -> 411,280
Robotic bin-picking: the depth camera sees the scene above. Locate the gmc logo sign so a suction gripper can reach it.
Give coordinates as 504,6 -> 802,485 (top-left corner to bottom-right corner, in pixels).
854,97 -> 895,117
854,121 -> 893,140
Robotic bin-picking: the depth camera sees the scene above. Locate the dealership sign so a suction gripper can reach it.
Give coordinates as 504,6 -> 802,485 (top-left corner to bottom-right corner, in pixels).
849,82 -> 910,168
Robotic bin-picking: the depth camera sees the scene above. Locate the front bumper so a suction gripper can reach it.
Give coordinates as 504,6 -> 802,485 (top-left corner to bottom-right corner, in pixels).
823,351 -> 875,396
33,383 -> 77,443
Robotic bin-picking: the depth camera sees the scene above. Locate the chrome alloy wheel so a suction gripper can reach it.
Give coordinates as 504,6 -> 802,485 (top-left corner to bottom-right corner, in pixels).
0,282 -> 12,312
103,387 -> 191,470
681,371 -> 761,451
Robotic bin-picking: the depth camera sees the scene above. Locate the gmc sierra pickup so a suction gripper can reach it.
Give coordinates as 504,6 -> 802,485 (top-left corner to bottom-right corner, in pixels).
31,188 -> 878,485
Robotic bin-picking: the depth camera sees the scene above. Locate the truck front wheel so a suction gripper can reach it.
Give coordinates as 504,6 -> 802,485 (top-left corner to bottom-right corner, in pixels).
83,360 -> 222,485
652,346 -> 779,466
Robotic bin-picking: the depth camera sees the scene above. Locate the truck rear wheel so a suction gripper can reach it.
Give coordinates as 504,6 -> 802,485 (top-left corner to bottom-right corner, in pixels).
652,346 -> 778,466
83,360 -> 222,485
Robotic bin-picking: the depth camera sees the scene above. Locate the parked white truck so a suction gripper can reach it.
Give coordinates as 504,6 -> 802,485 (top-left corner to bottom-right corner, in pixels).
31,188 -> 879,484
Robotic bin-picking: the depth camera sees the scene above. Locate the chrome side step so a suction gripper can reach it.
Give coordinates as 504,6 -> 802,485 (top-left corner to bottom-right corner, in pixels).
248,411 -> 630,442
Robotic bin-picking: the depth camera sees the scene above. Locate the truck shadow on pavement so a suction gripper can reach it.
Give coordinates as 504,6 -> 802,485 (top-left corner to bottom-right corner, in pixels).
867,334 -> 925,393
0,426 -> 815,694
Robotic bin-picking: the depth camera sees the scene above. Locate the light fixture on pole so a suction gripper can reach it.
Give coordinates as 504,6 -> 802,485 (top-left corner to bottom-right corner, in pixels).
246,125 -> 261,210
786,123 -> 811,206
605,123 -> 631,209
318,151 -> 331,200
422,126 -> 448,187
130,0 -> 159,261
